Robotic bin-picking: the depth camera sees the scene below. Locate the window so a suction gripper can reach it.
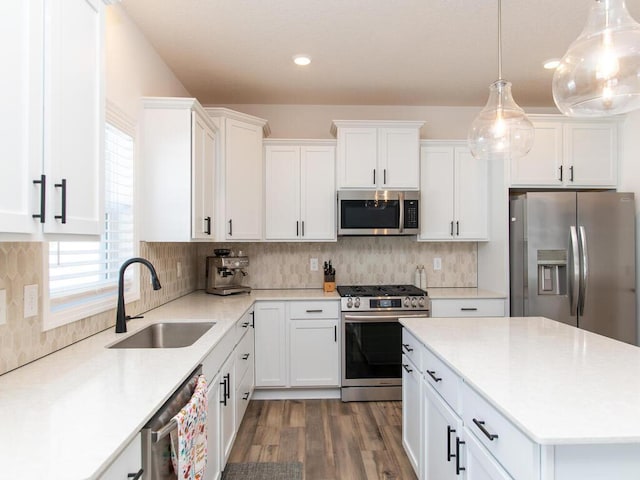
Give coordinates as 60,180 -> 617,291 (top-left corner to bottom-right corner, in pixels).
44,106 -> 137,330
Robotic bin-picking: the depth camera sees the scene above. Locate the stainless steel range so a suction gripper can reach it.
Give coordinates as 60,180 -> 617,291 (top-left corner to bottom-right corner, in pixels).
338,284 -> 430,402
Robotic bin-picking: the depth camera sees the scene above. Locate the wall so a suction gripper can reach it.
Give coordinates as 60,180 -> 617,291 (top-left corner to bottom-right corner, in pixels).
197,238 -> 477,290
0,4 -> 195,375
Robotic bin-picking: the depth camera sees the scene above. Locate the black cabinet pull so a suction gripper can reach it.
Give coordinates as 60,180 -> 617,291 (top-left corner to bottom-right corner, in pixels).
204,216 -> 211,235
242,322 -> 250,328
473,418 -> 499,441
426,370 -> 442,382
402,343 -> 414,352
296,220 -> 299,236
242,353 -> 250,360
447,425 -> 456,462
220,377 -> 227,406
306,309 -> 323,313
559,165 -> 563,181
127,469 -> 144,480
334,325 -> 337,342
402,363 -> 413,373
460,307 -> 478,311
250,311 -> 255,328
54,178 -> 67,223
242,392 -> 250,401
302,220 -> 305,237
32,174 -> 46,223
373,169 -> 376,185
228,219 -> 233,236
450,221 -> 454,236
225,373 -> 231,400
569,165 -> 574,182
383,169 -> 387,184
455,437 -> 466,475
456,221 -> 459,236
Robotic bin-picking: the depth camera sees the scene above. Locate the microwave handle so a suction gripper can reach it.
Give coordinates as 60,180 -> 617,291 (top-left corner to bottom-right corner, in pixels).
398,191 -> 405,233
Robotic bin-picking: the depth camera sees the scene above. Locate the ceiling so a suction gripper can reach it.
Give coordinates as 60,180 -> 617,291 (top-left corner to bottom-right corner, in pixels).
120,0 -> 640,108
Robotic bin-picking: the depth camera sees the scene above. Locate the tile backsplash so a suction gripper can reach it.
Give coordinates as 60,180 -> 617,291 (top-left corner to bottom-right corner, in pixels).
1,237 -> 476,375
197,237 -> 477,289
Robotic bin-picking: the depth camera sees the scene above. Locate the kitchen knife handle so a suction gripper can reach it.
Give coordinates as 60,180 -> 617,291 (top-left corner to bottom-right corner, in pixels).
32,174 -> 46,223
54,178 -> 67,224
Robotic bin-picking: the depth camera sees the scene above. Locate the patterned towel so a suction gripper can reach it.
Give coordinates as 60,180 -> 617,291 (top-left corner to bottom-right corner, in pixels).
170,374 -> 208,480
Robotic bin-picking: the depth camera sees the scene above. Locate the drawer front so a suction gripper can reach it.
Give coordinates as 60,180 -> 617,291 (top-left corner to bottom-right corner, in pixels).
235,359 -> 255,426
461,382 -> 539,480
289,300 -> 340,319
431,298 -> 505,317
234,328 -> 254,384
423,347 -> 461,413
235,309 -> 254,340
402,328 -> 423,372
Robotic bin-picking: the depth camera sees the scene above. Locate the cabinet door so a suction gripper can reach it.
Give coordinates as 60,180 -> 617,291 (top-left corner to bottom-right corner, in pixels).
510,121 -> 563,187
455,148 -> 488,240
98,433 -> 142,480
204,372 -> 222,480
300,146 -> 336,240
0,0 -> 42,235
463,427 -> 512,480
424,384 -> 464,480
289,319 -> 339,386
419,146 -> 455,240
44,0 -> 103,235
225,118 -> 263,239
254,302 -> 287,387
402,355 -> 423,477
265,145 -> 301,240
336,127 -> 378,188
564,123 -> 617,187
378,128 -> 420,189
220,354 -> 235,467
192,112 -> 216,239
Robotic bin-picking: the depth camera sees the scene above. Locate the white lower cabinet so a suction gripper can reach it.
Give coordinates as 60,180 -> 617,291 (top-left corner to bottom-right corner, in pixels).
402,352 -> 423,477
463,428 -> 512,480
219,352 -> 235,465
204,372 -> 222,480
98,433 -> 142,480
254,300 -> 341,391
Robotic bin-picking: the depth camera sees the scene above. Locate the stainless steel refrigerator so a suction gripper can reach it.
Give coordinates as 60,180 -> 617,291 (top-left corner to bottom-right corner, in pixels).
510,191 -> 637,345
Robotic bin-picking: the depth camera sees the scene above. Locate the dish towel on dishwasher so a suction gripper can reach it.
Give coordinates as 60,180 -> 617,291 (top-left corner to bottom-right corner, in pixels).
170,374 -> 208,480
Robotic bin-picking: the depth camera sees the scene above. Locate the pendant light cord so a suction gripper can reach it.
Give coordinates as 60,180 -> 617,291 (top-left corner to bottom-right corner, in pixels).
498,0 -> 503,81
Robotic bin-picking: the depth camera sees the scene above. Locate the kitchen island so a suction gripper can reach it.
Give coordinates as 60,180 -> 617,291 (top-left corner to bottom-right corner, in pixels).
400,315 -> 640,479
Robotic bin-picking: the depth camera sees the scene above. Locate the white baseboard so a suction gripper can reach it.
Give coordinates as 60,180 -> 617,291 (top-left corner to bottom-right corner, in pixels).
252,388 -> 341,400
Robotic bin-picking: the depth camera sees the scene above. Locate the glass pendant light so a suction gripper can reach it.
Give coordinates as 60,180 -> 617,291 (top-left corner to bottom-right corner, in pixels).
553,0 -> 640,117
468,0 -> 534,160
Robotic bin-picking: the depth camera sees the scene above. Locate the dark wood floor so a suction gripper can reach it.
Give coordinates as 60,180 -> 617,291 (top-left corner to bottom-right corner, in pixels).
227,399 -> 418,480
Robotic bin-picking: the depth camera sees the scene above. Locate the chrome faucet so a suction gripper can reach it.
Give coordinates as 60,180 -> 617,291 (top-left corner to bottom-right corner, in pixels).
115,257 -> 162,333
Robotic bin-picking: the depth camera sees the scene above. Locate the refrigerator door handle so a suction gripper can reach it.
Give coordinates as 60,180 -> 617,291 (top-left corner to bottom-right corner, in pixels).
569,226 -> 580,316
578,225 -> 589,316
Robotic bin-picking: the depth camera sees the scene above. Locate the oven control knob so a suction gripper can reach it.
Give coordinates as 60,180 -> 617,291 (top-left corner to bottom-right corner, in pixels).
404,296 -> 411,307
354,297 -> 361,308
419,296 -> 426,307
346,298 -> 353,308
411,297 -> 418,307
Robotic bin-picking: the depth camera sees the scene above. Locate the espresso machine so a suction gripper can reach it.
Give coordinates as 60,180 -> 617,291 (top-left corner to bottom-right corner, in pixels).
205,250 -> 251,296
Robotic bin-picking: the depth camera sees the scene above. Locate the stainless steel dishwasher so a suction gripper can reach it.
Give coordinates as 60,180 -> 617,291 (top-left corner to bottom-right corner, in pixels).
141,365 -> 202,480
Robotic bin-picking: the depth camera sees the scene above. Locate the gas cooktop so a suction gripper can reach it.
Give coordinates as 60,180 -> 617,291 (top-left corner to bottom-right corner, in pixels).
337,284 -> 427,298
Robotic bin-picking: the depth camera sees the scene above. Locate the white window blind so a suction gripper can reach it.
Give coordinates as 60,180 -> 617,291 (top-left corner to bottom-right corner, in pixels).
46,118 -> 136,325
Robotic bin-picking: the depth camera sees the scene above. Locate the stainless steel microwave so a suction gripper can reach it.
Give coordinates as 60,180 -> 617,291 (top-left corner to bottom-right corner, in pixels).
337,190 -> 419,236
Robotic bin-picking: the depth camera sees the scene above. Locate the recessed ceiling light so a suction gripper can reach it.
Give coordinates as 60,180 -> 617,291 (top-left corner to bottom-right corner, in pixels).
543,58 -> 561,70
293,55 -> 311,66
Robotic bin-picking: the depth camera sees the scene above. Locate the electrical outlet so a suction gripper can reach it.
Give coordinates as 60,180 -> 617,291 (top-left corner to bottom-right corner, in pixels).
177,261 -> 182,278
0,289 -> 6,325
310,258 -> 319,271
433,257 -> 442,271
24,284 -> 38,318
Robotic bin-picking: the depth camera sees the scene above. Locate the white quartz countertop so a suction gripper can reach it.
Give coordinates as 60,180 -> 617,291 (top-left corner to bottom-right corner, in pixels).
427,287 -> 506,299
0,289 -> 337,480
401,316 -> 640,445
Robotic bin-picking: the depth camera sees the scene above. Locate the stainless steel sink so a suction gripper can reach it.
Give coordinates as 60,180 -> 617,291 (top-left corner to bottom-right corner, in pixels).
108,322 -> 215,349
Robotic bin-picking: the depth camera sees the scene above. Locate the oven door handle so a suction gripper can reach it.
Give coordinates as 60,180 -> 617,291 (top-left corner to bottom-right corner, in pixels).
343,313 -> 429,322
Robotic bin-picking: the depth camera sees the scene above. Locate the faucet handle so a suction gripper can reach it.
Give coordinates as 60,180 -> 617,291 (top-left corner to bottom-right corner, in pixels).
126,315 -> 144,321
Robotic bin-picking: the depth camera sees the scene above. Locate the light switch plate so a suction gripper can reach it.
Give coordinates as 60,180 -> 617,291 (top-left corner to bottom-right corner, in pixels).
24,284 -> 38,318
310,258 -> 319,271
433,257 -> 442,271
0,289 -> 6,325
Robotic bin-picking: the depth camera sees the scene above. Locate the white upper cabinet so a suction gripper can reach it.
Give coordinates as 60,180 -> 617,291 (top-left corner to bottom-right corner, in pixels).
510,116 -> 618,188
332,120 -> 424,190
264,141 -> 336,241
139,98 -> 217,242
1,0 -> 106,239
420,142 -> 488,241
207,108 -> 269,241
